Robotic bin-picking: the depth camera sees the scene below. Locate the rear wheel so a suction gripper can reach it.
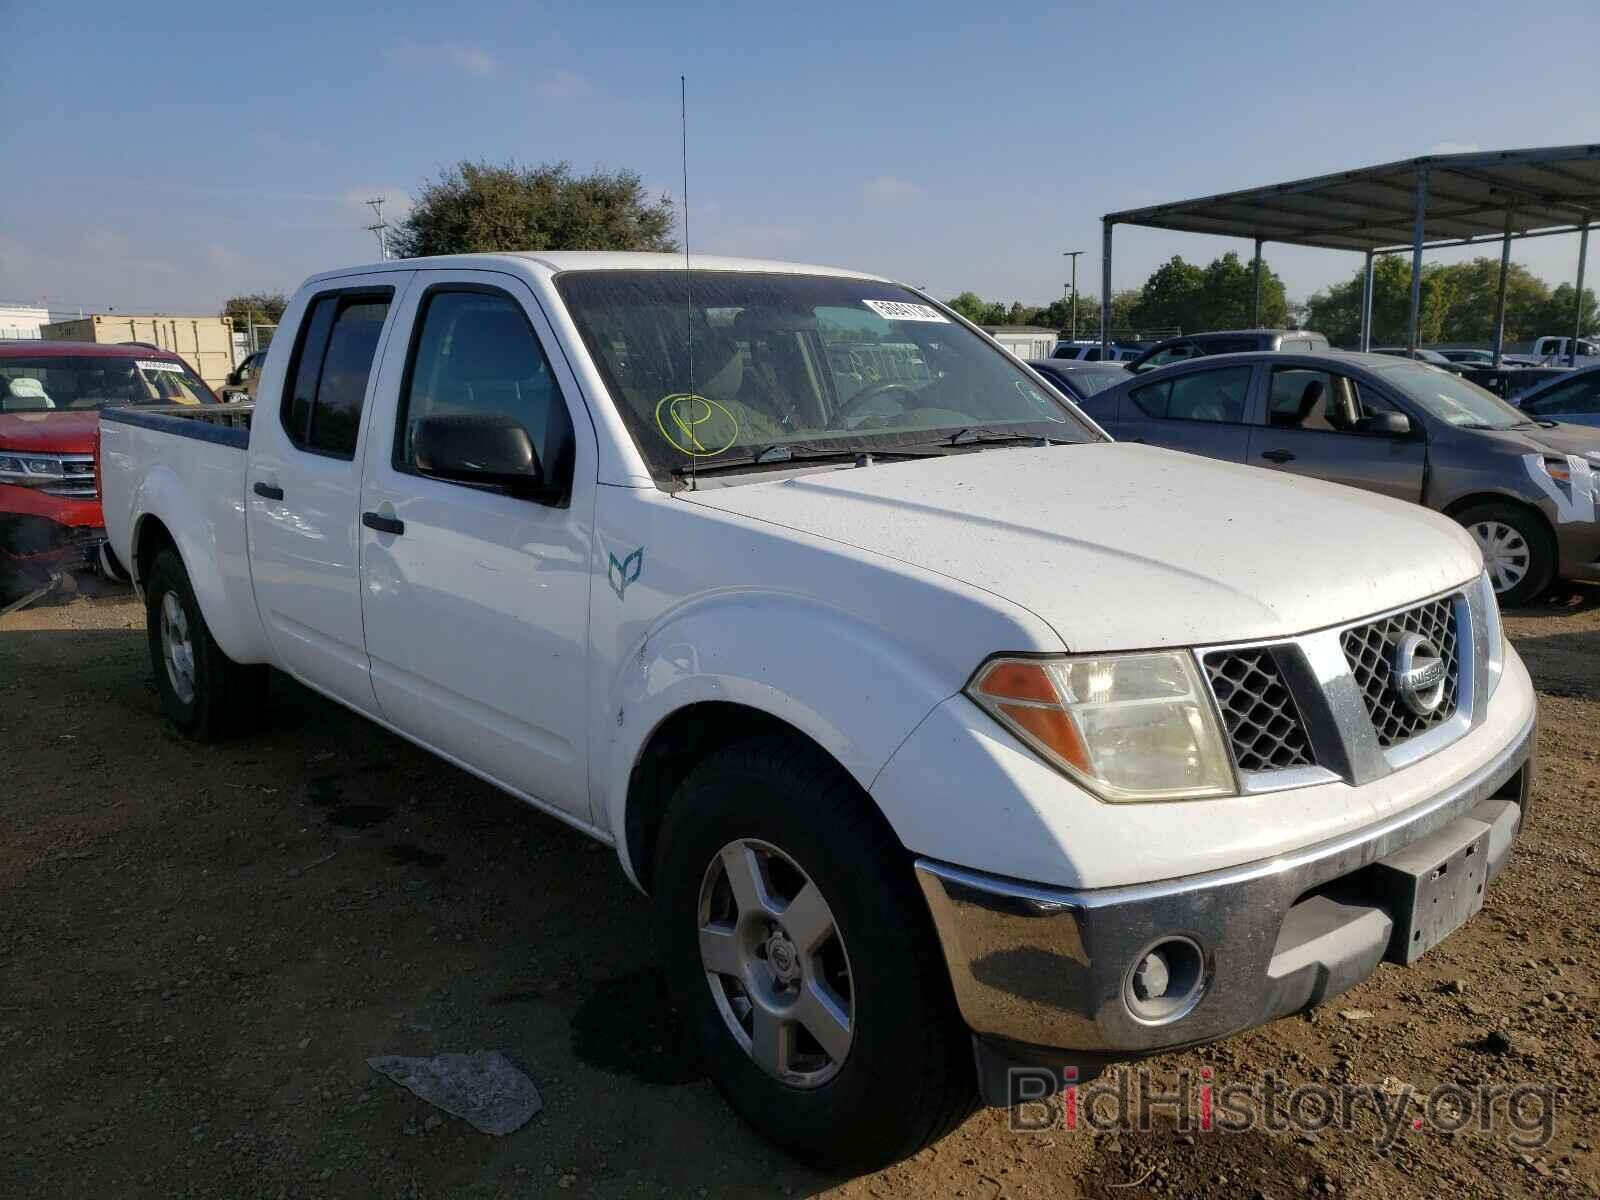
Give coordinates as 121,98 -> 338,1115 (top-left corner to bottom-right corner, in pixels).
1455,502 -> 1555,607
144,548 -> 266,739
654,734 -> 976,1172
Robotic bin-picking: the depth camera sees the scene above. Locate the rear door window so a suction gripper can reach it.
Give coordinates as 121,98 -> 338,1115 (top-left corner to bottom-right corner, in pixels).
1134,366 -> 1252,422
282,291 -> 393,459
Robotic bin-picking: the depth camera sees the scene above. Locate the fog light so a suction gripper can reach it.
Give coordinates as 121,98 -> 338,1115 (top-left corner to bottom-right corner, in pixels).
1123,936 -> 1206,1024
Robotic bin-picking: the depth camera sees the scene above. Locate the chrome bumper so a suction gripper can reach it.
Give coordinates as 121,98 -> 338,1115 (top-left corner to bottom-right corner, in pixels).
914,710 -> 1535,1061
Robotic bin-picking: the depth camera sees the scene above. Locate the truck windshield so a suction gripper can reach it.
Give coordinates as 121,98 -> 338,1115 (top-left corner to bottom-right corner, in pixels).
0,355 -> 217,412
1374,361 -> 1529,431
554,270 -> 1096,482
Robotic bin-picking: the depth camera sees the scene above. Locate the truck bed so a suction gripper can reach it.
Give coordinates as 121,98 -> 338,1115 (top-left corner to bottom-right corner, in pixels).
98,403 -> 267,663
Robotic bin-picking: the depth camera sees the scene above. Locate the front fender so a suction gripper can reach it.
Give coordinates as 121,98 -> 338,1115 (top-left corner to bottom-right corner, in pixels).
131,465 -> 268,664
595,591 -> 959,883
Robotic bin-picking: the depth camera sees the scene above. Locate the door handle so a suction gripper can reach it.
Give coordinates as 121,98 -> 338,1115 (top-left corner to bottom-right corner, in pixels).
253,481 -> 284,500
1260,449 -> 1296,463
362,511 -> 405,536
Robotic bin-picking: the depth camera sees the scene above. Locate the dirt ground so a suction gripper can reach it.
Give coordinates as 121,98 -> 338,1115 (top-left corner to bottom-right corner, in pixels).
2,584 -> 1596,1199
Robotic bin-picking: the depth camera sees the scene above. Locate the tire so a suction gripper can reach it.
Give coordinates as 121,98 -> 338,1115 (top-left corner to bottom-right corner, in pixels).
144,548 -> 267,740
654,734 -> 976,1172
1454,501 -> 1556,607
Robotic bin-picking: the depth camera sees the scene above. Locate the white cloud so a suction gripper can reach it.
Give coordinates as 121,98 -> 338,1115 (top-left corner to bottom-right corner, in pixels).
1427,141 -> 1481,155
865,175 -> 924,202
385,42 -> 498,79
535,70 -> 592,100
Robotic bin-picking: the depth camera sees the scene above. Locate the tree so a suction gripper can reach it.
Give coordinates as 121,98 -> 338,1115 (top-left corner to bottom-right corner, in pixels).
1124,253 -> 1287,334
1128,256 -> 1205,332
945,292 -> 990,324
1535,282 -> 1599,341
390,160 -> 676,258
222,291 -> 287,328
1302,256 -> 1595,347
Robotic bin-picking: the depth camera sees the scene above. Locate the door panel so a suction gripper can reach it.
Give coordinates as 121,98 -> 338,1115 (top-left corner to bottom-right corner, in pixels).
247,274 -> 412,714
1247,366 -> 1425,501
358,272 -> 597,820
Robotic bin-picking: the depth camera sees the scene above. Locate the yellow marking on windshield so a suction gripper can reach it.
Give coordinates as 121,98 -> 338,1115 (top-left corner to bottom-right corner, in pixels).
656,393 -> 739,456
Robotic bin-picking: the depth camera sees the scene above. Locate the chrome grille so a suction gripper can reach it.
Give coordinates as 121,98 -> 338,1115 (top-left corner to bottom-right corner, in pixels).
1340,596 -> 1460,748
42,455 -> 97,498
1203,649 -> 1314,773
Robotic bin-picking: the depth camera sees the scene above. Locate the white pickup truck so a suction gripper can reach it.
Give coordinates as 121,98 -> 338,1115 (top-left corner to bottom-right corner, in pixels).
100,253 -> 1537,1170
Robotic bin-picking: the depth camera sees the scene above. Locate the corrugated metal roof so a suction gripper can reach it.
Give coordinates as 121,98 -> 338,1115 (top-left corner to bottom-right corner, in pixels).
1105,145 -> 1599,252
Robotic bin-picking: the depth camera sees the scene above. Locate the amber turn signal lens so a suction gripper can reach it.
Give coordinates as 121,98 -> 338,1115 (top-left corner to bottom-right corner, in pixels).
996,701 -> 1092,774
975,660 -> 1060,704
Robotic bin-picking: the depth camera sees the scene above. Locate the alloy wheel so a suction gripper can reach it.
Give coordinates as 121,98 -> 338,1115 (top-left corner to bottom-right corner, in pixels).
159,590 -> 196,705
697,838 -> 854,1088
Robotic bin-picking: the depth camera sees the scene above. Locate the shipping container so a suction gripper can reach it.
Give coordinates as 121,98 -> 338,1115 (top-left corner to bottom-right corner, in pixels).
40,314 -> 236,390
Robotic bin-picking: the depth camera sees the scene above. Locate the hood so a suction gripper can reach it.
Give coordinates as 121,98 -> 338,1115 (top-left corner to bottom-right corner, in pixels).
1477,420 -> 1600,461
682,443 -> 1482,651
0,410 -> 101,453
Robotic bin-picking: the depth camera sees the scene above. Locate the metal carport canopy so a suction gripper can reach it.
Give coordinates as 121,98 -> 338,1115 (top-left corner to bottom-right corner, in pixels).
1099,144 -> 1599,362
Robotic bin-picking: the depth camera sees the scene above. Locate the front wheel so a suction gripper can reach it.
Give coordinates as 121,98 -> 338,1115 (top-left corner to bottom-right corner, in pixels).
1455,502 -> 1555,607
144,548 -> 266,740
654,735 -> 976,1172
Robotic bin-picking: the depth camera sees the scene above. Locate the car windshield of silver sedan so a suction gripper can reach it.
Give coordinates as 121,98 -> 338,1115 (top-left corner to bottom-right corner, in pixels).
0,356 -> 217,412
1375,361 -> 1530,431
555,270 -> 1096,483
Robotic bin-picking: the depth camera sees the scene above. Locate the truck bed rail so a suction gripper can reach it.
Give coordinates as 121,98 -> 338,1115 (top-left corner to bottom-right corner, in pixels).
99,403 -> 253,449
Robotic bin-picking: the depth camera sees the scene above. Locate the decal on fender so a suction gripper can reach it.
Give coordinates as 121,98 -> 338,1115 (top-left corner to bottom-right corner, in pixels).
1522,453 -> 1597,523
608,547 -> 644,600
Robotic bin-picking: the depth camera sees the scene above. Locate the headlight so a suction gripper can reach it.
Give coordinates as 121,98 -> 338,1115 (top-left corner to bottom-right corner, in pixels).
0,450 -> 68,486
967,652 -> 1234,802
1475,570 -> 1505,696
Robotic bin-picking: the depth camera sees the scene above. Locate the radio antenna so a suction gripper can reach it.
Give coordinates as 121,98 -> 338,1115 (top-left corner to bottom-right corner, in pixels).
681,74 -> 697,491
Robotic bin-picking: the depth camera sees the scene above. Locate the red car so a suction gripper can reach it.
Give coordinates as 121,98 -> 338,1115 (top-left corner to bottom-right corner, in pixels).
0,341 -> 218,580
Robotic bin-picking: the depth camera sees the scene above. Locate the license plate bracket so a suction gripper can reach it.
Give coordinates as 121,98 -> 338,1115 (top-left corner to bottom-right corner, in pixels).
1369,816 -> 1492,965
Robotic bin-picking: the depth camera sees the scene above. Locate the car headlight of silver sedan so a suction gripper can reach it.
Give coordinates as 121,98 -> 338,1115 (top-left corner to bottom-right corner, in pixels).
966,651 -> 1234,802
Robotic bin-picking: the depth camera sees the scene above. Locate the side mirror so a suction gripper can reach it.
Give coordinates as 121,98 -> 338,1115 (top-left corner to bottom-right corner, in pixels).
1359,411 -> 1412,436
412,412 -> 554,499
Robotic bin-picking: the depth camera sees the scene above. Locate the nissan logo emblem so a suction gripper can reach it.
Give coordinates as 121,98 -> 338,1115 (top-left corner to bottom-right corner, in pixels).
1391,633 -> 1447,716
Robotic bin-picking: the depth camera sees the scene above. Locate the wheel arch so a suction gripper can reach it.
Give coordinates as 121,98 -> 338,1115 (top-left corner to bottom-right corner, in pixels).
131,510 -> 177,592
1441,491 -> 1558,547
125,474 -> 271,665
621,701 -> 902,896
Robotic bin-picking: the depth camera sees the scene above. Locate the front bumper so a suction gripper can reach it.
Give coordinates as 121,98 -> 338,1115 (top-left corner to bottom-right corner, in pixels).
914,707 -> 1535,1069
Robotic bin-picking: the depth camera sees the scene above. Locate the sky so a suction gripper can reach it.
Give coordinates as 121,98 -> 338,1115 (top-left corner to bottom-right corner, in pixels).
2,0 -> 1596,318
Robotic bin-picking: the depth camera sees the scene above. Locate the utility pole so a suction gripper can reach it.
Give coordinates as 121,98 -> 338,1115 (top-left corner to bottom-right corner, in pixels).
1062,249 -> 1085,344
365,197 -> 390,261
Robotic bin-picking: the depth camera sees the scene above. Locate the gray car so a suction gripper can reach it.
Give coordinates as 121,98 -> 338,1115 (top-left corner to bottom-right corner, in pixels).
1077,350 -> 1600,604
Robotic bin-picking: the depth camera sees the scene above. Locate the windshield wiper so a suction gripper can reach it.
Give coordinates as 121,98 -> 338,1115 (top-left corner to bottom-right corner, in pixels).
670,444 -> 945,478
945,427 -> 1064,447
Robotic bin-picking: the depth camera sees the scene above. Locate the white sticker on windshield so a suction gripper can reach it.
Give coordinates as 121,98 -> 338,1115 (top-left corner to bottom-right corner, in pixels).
137,359 -> 184,373
861,299 -> 948,323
